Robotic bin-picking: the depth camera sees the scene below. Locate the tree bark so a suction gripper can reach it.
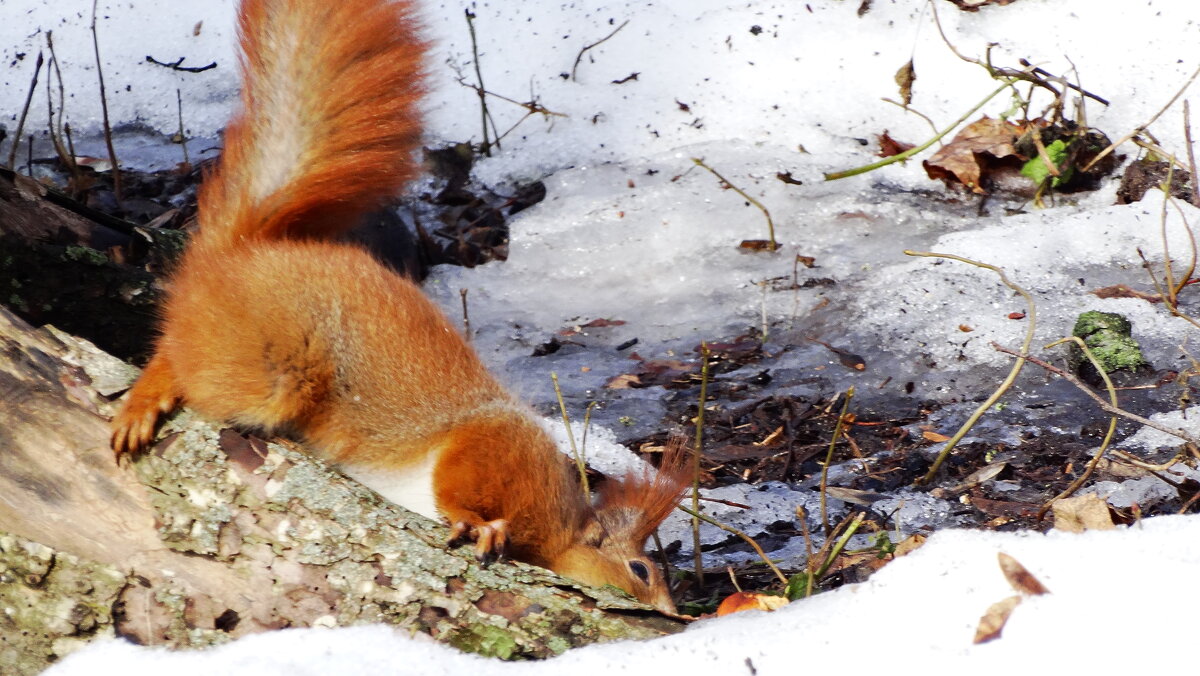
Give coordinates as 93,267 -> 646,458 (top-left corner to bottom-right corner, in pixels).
0,307 -> 681,675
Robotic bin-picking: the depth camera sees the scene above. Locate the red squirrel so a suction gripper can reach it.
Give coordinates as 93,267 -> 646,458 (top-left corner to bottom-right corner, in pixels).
110,0 -> 685,613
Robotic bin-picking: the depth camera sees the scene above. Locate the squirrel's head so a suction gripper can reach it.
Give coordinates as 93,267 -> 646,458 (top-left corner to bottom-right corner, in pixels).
551,447 -> 687,615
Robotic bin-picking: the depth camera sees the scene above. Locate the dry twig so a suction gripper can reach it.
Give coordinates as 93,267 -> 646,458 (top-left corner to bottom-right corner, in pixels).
572,20 -> 629,81
7,51 -> 43,170
692,158 -> 778,250
991,342 -> 1200,446
91,0 -> 122,203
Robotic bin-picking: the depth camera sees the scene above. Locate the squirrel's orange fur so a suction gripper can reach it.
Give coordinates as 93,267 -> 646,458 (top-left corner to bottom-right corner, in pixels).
111,0 -> 685,613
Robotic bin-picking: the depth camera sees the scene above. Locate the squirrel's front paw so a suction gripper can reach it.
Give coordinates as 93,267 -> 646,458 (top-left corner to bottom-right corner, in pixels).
111,398 -> 168,460
447,518 -> 509,563
110,355 -> 180,462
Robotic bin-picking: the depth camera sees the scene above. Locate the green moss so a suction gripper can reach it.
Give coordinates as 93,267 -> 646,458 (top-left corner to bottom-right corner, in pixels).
1071,310 -> 1147,373
62,246 -> 108,266
451,623 -> 520,659
1073,310 -> 1132,338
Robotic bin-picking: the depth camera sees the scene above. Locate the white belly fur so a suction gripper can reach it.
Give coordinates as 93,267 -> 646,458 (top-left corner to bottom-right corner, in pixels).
342,454 -> 440,520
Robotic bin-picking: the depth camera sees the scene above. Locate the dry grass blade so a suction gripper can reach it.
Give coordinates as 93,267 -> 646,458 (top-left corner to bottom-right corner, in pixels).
675,504 -> 788,587
550,371 -> 588,496
1034,336 -> 1119,520
691,342 -> 711,588
819,387 -> 855,534
692,158 -> 777,251
1081,61 -> 1200,173
903,251 -> 1036,484
91,0 -> 122,203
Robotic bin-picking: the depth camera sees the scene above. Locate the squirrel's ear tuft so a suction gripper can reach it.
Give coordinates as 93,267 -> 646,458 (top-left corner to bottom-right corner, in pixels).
594,438 -> 688,544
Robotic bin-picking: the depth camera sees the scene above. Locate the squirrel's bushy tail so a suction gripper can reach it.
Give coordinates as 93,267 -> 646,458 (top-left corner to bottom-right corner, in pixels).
197,0 -> 424,249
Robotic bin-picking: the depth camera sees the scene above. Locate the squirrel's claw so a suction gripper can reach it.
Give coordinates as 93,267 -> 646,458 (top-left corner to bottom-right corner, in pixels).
110,404 -> 162,461
448,518 -> 509,564
110,354 -> 180,463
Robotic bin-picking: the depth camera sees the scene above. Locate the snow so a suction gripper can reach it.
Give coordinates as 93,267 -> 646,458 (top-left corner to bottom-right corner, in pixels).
45,516 -> 1200,675
6,0 -> 1200,672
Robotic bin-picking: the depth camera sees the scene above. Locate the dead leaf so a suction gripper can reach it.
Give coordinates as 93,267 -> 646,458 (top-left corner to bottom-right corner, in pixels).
823,486 -> 889,506
959,324 -> 974,332
1007,311 -> 1026,320
974,595 -> 1021,644
923,117 -> 1029,194
604,374 -> 643,389
716,591 -> 790,616
965,493 -> 1039,519
605,359 -> 697,390
1090,284 -> 1163,303
922,430 -> 950,443
998,553 -> 1050,595
894,59 -> 916,106
738,239 -> 777,251
878,131 -> 916,158
944,462 -> 1007,494
1052,494 -> 1115,533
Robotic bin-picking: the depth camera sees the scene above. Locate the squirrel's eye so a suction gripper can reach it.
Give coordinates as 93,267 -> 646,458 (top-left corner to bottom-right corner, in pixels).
629,560 -> 651,584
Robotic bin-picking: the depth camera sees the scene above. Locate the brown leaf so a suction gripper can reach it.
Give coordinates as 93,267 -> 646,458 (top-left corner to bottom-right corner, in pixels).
923,117 -> 1028,194
965,493 -> 1039,519
998,552 -> 1050,595
606,359 -> 698,390
605,373 -> 643,389
894,59 -> 916,106
946,462 -> 1007,494
739,239 -> 777,251
1052,494 -> 1115,533
922,430 -> 950,442
823,486 -> 889,506
878,131 -> 916,158
1007,311 -> 1026,320
1090,284 -> 1163,303
974,595 -> 1021,644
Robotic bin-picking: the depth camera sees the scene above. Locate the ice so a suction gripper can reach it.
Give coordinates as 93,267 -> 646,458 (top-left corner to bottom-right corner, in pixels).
658,480 -> 832,569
